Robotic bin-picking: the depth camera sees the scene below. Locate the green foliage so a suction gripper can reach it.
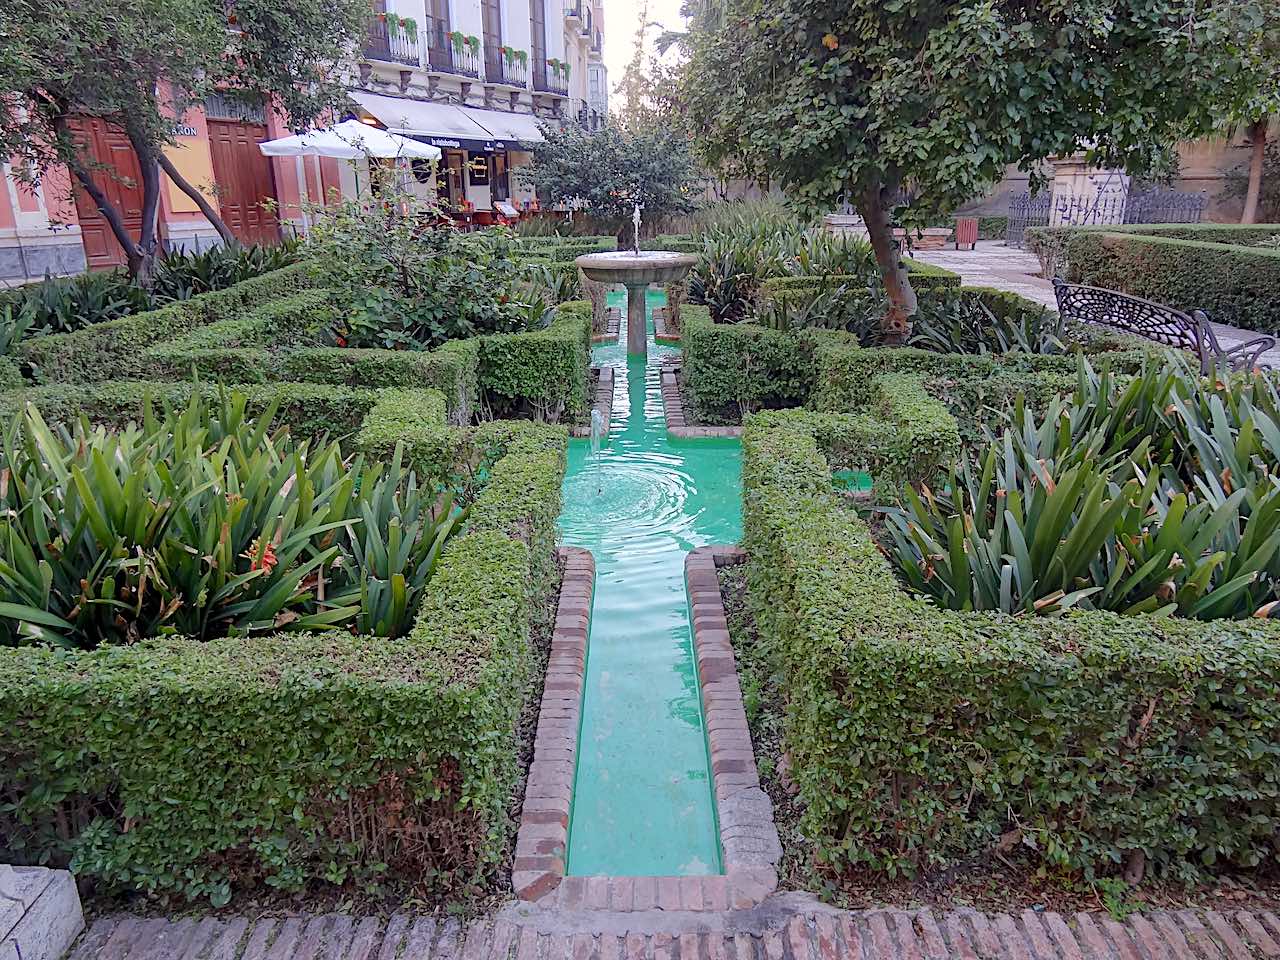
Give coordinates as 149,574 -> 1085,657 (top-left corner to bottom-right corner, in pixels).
0,388 -> 462,648
522,121 -> 699,231
150,240 -> 304,303
478,302 -> 592,421
908,288 -> 1067,355
19,262 -> 312,383
741,406 -> 1280,883
306,193 -> 541,349
884,356 -> 1280,619
1060,231 -> 1280,333
0,271 -> 153,336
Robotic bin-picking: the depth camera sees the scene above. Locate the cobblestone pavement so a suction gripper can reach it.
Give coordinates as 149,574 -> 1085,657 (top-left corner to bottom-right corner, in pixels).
68,896 -> 1280,959
911,242 -> 1280,366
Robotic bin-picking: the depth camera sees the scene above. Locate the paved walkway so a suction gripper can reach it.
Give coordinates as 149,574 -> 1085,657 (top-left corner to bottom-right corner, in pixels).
911,241 -> 1280,366
66,897 -> 1280,959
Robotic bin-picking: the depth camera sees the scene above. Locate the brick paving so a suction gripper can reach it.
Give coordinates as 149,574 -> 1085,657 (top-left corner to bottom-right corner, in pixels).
66,902 -> 1280,959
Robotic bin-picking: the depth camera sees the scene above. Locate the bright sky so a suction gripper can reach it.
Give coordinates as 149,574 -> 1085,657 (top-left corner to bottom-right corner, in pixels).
601,0 -> 685,98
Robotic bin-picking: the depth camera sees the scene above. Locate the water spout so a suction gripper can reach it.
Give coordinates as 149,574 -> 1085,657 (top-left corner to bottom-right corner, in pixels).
590,408 -> 605,454
631,202 -> 642,257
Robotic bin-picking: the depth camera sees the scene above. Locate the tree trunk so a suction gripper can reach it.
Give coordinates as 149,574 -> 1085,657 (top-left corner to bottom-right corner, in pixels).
859,181 -> 917,345
124,122 -> 163,287
157,151 -> 238,248
1242,118 -> 1268,225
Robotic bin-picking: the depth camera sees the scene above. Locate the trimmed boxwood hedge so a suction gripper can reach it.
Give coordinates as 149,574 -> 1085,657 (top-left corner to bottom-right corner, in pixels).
1057,231 -> 1280,334
479,301 -> 592,419
0,380 -> 569,903
741,409 -> 1280,883
683,286 -> 1151,423
19,262 -> 313,383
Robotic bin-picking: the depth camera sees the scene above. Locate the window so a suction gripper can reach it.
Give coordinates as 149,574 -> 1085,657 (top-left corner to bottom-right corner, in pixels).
529,0 -> 547,85
482,0 -> 502,74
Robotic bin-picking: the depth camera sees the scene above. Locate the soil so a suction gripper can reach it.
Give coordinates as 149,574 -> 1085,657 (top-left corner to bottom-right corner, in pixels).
716,563 -> 1280,919
79,559 -> 565,924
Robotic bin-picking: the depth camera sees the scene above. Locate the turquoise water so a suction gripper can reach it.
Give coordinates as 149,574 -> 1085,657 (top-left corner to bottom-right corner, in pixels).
559,289 -> 742,876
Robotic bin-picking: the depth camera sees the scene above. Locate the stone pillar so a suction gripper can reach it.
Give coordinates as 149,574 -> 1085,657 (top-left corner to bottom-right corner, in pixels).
625,282 -> 647,357
1049,155 -> 1130,226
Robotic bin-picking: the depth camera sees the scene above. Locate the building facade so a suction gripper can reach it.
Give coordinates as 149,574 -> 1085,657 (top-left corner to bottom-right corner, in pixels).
0,0 -> 609,282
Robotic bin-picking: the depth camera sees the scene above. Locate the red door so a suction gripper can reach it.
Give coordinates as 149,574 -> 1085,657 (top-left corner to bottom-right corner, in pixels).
68,118 -> 145,269
207,119 -> 280,245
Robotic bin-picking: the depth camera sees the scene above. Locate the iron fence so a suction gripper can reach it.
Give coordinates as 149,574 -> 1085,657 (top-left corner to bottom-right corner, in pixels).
1004,187 -> 1206,247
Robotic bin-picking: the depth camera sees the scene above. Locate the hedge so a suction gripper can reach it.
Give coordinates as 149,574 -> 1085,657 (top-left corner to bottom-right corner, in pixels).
741,410 -> 1280,883
1053,232 -> 1280,334
1031,223 -> 1280,246
140,289 -> 335,382
19,262 -> 312,383
479,301 -> 592,419
0,387 -> 569,903
0,357 -> 21,389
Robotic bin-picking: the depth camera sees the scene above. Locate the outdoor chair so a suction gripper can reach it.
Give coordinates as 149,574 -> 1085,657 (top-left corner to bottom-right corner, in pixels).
1052,278 -> 1275,375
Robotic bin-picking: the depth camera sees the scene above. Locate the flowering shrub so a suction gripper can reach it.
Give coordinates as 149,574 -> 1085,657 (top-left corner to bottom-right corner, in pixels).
305,189 -> 544,349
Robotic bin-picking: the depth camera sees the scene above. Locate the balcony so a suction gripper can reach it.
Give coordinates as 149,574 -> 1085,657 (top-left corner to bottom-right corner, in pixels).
590,29 -> 601,56
364,13 -> 421,67
533,68 -> 569,97
429,17 -> 481,78
486,49 -> 529,87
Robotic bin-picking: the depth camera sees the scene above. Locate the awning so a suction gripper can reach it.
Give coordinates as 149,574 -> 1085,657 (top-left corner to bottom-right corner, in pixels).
350,91 -> 547,153
350,91 -> 497,152
459,107 -> 545,150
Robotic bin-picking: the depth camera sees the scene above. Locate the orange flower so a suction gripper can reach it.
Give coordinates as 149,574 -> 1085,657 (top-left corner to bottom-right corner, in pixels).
822,33 -> 838,50
245,539 -> 278,573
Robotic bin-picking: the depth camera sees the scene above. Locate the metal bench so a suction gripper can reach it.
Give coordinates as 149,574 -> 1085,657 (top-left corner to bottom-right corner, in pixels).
1052,278 -> 1275,374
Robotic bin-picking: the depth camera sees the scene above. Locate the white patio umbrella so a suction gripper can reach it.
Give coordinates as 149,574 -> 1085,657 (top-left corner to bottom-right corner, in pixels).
258,119 -> 441,161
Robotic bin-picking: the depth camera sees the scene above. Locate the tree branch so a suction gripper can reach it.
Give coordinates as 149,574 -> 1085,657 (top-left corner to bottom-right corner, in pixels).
157,151 -> 238,247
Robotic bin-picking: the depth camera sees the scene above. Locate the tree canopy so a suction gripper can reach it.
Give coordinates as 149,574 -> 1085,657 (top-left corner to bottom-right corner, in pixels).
523,120 -> 699,238
0,0 -> 369,280
681,0 -> 1271,339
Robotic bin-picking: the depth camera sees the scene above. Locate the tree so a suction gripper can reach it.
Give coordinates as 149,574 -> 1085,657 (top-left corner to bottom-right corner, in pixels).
522,121 -> 699,243
682,0 -> 1264,342
1216,2 -> 1280,223
0,0 -> 369,283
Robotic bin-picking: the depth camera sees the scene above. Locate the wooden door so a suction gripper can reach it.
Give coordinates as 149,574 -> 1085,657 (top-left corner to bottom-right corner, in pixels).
67,117 -> 144,269
207,119 -> 280,246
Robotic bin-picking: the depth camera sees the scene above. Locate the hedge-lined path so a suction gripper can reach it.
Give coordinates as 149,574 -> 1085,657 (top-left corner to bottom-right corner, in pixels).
68,899 -> 1280,959
911,242 -> 1280,366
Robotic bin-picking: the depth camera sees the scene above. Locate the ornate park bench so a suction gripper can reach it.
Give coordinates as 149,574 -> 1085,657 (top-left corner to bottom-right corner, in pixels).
1052,278 -> 1275,374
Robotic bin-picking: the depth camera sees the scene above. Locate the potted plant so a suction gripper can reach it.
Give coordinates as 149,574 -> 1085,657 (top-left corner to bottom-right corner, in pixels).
449,29 -> 465,52
562,61 -> 570,83
516,49 -> 528,66
385,12 -> 400,37
465,34 -> 480,53
401,16 -> 417,41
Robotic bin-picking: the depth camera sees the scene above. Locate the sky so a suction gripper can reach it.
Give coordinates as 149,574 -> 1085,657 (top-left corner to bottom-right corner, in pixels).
601,0 -> 685,97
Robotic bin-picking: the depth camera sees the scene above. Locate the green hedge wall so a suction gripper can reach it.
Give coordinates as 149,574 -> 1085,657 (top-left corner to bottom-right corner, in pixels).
741,411 -> 1280,883
479,301 -> 592,419
1058,232 -> 1280,334
0,388 -> 569,903
19,262 -> 312,383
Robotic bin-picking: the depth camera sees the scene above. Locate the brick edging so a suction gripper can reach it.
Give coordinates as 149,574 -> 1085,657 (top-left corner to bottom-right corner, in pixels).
654,308 -> 680,344
660,363 -> 743,439
590,308 -> 622,344
686,545 -> 781,905
570,366 -> 615,439
511,547 -> 595,902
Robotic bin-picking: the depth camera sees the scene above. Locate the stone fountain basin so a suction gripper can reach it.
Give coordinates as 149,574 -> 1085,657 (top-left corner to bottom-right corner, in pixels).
575,251 -> 699,285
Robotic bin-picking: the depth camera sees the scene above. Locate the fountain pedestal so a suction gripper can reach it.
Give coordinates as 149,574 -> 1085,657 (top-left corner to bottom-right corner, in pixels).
575,251 -> 698,359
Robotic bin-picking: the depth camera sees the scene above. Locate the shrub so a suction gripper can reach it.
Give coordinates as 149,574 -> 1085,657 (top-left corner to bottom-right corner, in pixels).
19,262 -> 313,383
0,389 -> 461,648
150,241 -> 303,303
478,301 -> 591,421
908,287 -> 1067,355
741,408 -> 1280,883
0,398 -> 569,903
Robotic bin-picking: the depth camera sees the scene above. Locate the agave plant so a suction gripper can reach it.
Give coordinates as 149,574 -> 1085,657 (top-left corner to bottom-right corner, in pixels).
909,289 -> 1068,355
0,270 -> 153,335
0,391 -> 463,648
151,239 -> 303,303
882,365 -> 1280,619
687,249 -> 759,323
